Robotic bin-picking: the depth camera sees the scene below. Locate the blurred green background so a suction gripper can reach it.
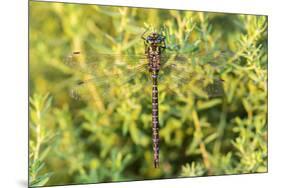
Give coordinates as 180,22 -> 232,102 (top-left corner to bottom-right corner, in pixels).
29,1 -> 268,187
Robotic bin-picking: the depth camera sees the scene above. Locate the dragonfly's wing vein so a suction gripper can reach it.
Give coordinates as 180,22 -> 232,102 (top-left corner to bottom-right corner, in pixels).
159,51 -> 228,98
64,50 -> 229,100
64,52 -> 150,101
64,52 -> 148,75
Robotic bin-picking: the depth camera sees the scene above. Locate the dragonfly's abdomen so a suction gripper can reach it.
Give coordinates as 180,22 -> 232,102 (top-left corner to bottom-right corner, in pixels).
152,72 -> 160,168
147,48 -> 161,168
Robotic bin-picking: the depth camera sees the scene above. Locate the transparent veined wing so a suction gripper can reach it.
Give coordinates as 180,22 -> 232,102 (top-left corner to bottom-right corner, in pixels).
63,50 -> 231,101
63,51 -> 151,101
64,51 -> 148,75
158,50 -> 231,98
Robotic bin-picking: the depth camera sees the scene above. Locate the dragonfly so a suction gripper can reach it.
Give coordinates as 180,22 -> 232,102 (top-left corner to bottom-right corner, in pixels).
64,31 -> 228,168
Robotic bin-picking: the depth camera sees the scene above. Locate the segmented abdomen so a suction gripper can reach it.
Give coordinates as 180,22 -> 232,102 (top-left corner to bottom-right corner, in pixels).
152,72 -> 160,168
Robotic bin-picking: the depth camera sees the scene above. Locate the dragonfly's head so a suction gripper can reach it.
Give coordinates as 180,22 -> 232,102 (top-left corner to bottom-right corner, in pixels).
147,32 -> 165,46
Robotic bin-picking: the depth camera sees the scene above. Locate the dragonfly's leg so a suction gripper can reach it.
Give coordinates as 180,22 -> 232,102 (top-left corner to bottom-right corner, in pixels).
160,36 -> 166,51
143,40 -> 149,55
141,29 -> 150,55
145,43 -> 148,55
141,28 -> 149,40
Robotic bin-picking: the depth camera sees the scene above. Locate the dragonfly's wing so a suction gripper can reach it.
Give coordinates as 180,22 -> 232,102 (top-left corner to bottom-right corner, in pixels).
64,52 -> 148,75
63,52 -> 150,101
64,50 -> 230,101
68,72 -> 150,102
158,51 -> 229,98
161,50 -> 230,70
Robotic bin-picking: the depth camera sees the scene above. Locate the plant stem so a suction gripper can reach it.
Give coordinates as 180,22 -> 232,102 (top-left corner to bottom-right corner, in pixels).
34,107 -> 42,162
192,110 -> 211,173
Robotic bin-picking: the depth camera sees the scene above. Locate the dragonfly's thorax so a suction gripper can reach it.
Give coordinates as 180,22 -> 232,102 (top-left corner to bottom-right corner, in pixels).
144,32 -> 166,73
148,47 -> 161,72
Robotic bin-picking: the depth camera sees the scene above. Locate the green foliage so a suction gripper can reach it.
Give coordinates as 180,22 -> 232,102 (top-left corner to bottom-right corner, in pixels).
180,162 -> 205,177
29,1 -> 267,186
29,93 -> 54,187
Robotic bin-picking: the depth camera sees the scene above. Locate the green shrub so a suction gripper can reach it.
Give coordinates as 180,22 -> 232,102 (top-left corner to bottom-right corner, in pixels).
29,1 -> 267,186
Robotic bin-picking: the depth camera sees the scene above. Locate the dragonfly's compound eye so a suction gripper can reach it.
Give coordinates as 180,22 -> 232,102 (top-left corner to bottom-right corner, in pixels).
147,36 -> 153,43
